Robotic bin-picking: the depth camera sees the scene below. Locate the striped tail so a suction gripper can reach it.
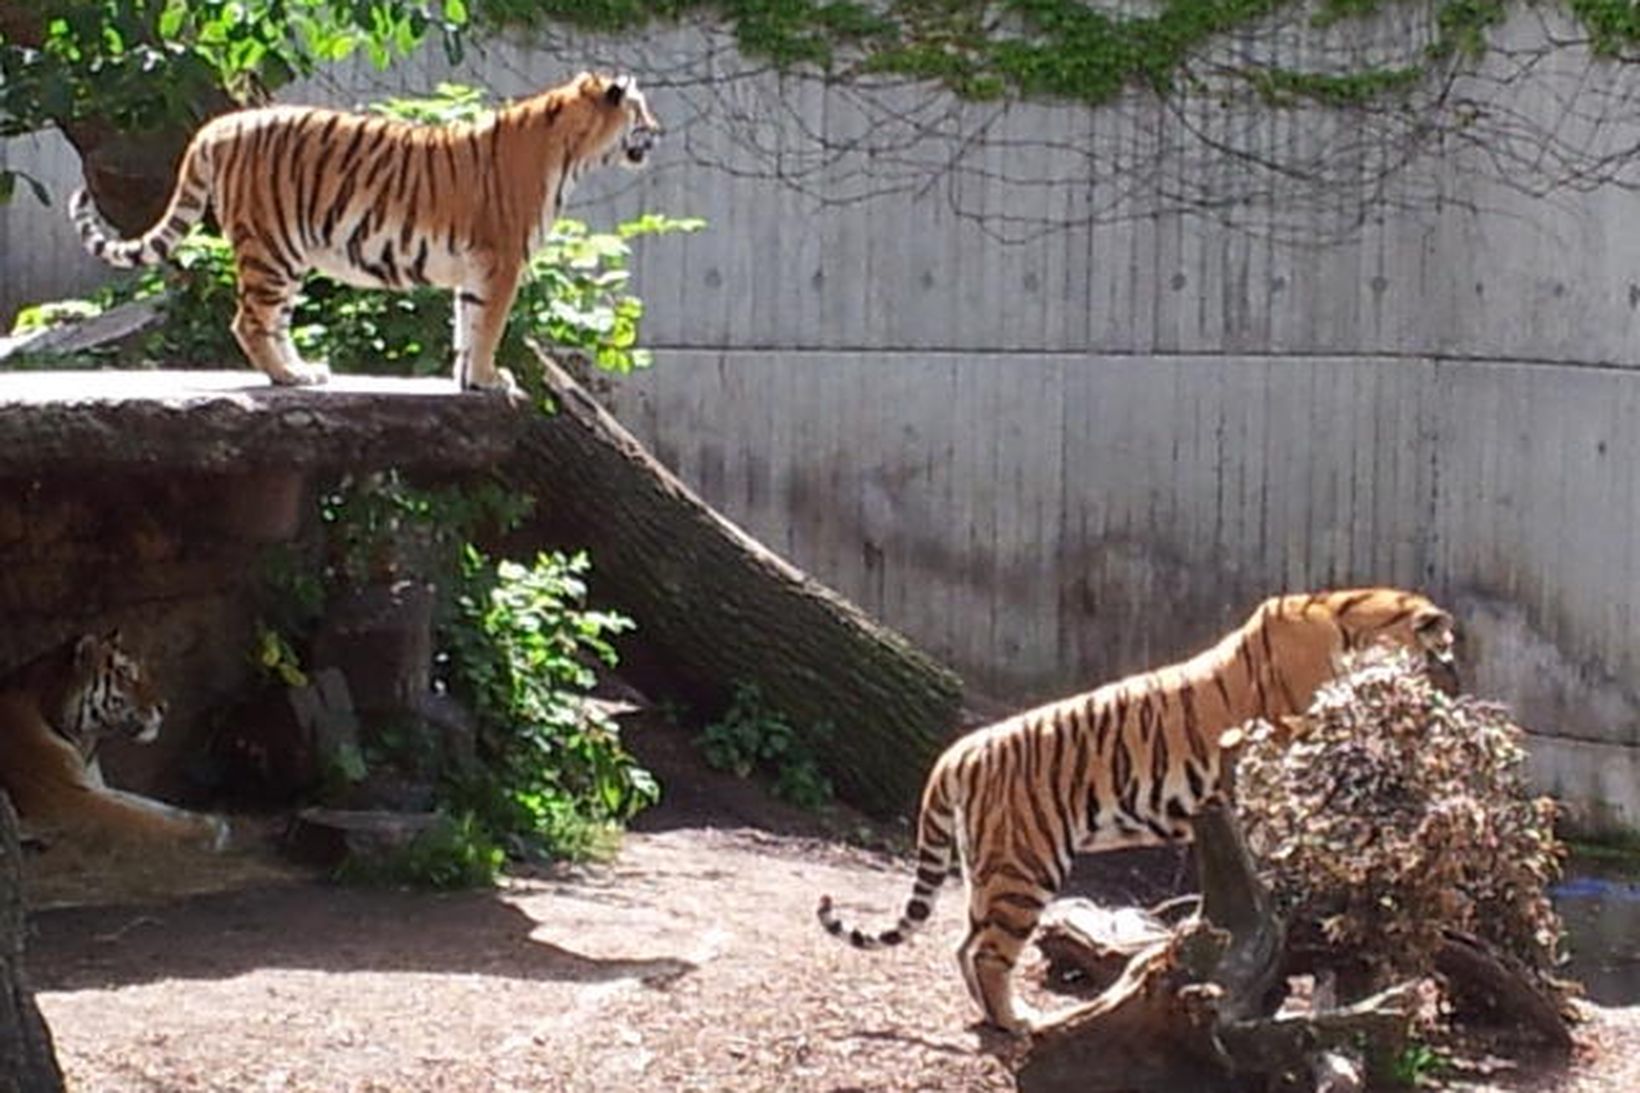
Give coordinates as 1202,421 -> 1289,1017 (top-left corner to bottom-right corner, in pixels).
817,783 -> 957,950
70,143 -> 211,269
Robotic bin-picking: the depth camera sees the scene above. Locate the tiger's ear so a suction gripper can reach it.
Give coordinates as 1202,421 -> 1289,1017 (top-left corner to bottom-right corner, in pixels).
74,633 -> 102,667
604,75 -> 630,106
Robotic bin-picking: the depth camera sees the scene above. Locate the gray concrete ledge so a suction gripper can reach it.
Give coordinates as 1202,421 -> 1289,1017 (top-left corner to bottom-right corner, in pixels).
0,370 -> 527,474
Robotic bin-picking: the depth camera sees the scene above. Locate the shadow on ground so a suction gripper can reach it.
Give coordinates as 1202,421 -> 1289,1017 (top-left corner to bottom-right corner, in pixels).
27,882 -> 694,992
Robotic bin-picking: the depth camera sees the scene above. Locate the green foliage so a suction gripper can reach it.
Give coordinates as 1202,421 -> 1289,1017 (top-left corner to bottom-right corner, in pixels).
252,624 -> 310,688
9,298 -> 99,333
318,469 -> 531,589
1429,0 -> 1510,60
1379,1038 -> 1452,1085
1244,64 -> 1424,108
335,812 -> 507,889
261,472 -> 658,880
464,0 -> 1522,112
0,1 -> 464,142
5,0 -> 1640,199
369,80 -> 493,124
439,547 -> 659,859
697,682 -> 833,809
254,542 -> 328,645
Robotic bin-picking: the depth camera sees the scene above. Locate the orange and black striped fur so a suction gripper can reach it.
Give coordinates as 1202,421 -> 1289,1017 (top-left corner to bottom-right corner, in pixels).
0,631 -> 229,849
70,71 -> 660,392
817,588 -> 1458,1034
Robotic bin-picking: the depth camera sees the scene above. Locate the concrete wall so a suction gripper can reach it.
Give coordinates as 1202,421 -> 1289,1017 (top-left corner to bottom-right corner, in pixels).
602,351 -> 1640,832
4,26 -> 1639,830
0,131 -> 107,326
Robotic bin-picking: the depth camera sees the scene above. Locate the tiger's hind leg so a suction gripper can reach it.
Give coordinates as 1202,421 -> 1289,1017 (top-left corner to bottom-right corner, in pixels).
958,909 -> 1045,1035
229,250 -> 327,386
958,823 -> 1068,1034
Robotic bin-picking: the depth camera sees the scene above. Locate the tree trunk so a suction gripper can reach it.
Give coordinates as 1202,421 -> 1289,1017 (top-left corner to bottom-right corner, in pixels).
0,792 -> 65,1093
505,349 -> 968,818
1018,806 -> 1415,1093
0,4 -> 237,234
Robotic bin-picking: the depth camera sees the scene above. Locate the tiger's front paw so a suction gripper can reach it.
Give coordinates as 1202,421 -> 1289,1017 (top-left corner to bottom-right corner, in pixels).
272,362 -> 331,387
465,366 -> 522,399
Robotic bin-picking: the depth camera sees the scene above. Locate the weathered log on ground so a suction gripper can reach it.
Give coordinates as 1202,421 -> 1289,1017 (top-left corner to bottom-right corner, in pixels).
0,792 -> 65,1093
505,348 -> 967,818
1019,926 -> 1236,1093
1436,930 -> 1575,1050
1036,896 -> 1195,993
1017,806 -> 1414,1093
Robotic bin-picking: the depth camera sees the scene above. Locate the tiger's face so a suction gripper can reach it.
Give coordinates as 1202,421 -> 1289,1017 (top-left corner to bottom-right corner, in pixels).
71,630 -> 167,748
584,73 -> 661,168
1333,591 -> 1460,694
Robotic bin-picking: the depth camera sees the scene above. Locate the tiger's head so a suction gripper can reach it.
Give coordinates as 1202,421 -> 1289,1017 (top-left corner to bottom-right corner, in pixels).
1263,588 -> 1460,698
574,71 -> 661,168
63,630 -> 167,756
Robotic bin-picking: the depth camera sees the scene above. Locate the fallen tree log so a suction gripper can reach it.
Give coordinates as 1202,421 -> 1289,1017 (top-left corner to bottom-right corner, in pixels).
1436,930 -> 1574,1050
1036,896 -> 1197,994
0,793 -> 65,1093
1017,806 -> 1415,1093
503,348 -> 967,818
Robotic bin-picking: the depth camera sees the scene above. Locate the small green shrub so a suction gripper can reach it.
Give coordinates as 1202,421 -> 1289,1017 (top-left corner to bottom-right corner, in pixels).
251,464 -> 657,882
439,546 -> 659,861
698,683 -> 833,809
1382,1038 -> 1451,1086
251,623 -> 309,688
336,812 -> 506,890
318,469 -> 530,589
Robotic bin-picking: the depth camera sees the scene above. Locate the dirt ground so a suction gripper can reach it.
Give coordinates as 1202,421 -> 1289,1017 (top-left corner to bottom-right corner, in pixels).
20,718 -> 1640,1093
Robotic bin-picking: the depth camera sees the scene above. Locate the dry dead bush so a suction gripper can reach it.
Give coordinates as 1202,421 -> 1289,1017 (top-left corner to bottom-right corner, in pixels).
1236,646 -> 1568,1006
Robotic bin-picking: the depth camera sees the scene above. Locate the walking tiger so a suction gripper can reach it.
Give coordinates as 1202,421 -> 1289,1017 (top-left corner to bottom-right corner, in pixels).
817,588 -> 1458,1034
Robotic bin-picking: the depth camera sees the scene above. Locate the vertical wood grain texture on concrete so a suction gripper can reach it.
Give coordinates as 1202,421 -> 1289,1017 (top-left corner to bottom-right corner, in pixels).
607,351 -> 1640,831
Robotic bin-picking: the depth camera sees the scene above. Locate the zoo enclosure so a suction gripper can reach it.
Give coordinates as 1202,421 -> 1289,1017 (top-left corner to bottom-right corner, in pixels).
3,25 -> 1639,830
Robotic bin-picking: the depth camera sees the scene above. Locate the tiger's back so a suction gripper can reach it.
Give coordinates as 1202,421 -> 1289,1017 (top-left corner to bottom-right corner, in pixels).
818,587 -> 1459,1034
70,71 -> 660,392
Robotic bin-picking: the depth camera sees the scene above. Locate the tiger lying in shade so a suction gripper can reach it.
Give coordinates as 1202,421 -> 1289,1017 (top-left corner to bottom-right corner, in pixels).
818,587 -> 1459,1034
0,631 -> 229,850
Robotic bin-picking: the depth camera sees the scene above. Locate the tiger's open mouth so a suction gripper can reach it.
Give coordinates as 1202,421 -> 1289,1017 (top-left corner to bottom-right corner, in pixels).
623,125 -> 657,165
1426,647 -> 1461,695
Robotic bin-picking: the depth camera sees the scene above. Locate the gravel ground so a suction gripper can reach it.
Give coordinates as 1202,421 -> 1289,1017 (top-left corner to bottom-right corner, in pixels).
21,720 -> 1640,1092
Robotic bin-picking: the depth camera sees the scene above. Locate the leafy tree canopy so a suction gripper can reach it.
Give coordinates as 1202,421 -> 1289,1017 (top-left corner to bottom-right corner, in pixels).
0,1 -> 464,204
0,1 -> 464,136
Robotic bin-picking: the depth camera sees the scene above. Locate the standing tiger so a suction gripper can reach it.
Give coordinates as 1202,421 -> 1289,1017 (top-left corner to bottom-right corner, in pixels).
69,71 -> 660,392
0,631 -> 229,849
817,588 -> 1458,1035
